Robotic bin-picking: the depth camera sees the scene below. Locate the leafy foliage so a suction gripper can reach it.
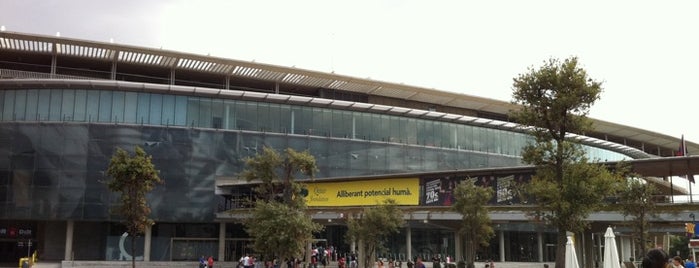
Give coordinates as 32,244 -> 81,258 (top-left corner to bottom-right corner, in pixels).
346,199 -> 405,268
452,180 -> 495,266
245,199 -> 323,260
239,146 -> 322,260
239,146 -> 317,208
618,178 -> 658,256
106,146 -> 162,268
511,57 -> 624,268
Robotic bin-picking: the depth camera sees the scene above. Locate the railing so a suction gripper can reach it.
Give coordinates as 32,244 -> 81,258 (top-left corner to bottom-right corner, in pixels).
0,68 -> 92,80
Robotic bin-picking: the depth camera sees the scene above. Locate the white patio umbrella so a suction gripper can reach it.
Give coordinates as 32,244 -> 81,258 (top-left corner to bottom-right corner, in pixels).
566,235 -> 580,268
603,227 -> 622,268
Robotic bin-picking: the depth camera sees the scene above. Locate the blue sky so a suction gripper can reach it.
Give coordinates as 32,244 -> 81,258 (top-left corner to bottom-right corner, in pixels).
2,0 -> 698,144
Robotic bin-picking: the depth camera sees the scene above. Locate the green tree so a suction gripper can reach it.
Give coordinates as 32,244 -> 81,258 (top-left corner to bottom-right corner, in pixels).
239,146 -> 322,261
245,199 -> 323,262
511,57 -> 624,268
346,199 -> 405,268
452,179 -> 495,267
106,146 -> 162,268
669,235 -> 690,259
618,178 -> 658,256
239,146 -> 317,208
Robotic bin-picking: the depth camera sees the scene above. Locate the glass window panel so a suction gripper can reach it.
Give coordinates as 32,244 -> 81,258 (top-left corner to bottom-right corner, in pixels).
267,103 -> 281,133
367,144 -> 387,173
321,108 -> 333,136
49,89 -> 62,121
331,111 -> 349,139
223,100 -> 236,130
236,102 -> 257,131
162,94 -> 175,126
279,104 -> 292,133
387,145 -> 406,172
388,115 -> 400,142
257,103 -> 270,131
440,122 -> 452,148
354,112 -> 371,140
0,91 -> 4,120
505,131 -> 515,156
211,99 -> 223,129
123,92 -> 138,124
198,98 -> 211,128
98,90 -> 112,122
36,89 -> 51,120
111,91 -> 125,123
291,106 -> 310,135
149,94 -> 162,125
85,90 -> 99,122
2,90 -> 15,121
378,114 -> 391,142
417,120 -> 428,145
434,122 -> 444,147
186,97 -> 199,127
13,90 -> 26,120
73,90 -> 87,122
406,118 -> 417,144
474,127 -> 485,152
136,92 -> 150,124
488,128 -> 499,154
174,95 -> 187,126
60,89 -> 74,121
397,117 -> 408,143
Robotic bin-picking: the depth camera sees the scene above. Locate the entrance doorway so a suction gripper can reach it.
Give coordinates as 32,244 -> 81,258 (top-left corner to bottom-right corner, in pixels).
0,239 -> 36,263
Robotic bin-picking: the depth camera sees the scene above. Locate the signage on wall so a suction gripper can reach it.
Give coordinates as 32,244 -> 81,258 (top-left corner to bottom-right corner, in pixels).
420,173 -> 533,206
0,226 -> 34,238
305,178 -> 420,206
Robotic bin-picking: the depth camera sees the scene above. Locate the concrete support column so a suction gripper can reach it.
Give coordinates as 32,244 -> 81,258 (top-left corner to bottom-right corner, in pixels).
64,220 -> 74,261
583,231 -> 594,268
219,222 -> 226,261
144,225 -> 152,261
111,60 -> 117,80
597,233 -> 603,265
350,213 -> 356,254
51,47 -> 57,77
406,226 -> 412,262
498,230 -> 505,262
454,232 -> 463,262
537,231 -> 543,262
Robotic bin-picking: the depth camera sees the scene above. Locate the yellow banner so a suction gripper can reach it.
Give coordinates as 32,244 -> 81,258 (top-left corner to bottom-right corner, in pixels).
304,178 -> 419,206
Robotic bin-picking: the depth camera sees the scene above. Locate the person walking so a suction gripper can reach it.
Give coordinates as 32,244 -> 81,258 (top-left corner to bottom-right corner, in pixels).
686,255 -> 696,268
672,256 -> 684,268
199,255 -> 207,268
641,248 -> 669,268
208,256 -> 215,268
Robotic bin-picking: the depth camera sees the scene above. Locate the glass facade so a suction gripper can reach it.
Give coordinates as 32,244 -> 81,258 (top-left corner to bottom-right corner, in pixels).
0,87 -> 633,262
0,88 -> 632,223
0,89 -> 630,161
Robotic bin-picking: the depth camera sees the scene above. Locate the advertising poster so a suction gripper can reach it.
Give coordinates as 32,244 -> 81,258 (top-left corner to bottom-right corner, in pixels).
420,173 -> 532,206
304,178 -> 420,206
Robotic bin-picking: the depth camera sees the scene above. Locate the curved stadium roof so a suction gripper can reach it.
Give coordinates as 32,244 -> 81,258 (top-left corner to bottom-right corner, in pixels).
0,31 -> 694,157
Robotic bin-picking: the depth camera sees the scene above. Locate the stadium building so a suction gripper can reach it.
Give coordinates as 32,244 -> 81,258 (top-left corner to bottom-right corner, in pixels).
0,31 -> 696,266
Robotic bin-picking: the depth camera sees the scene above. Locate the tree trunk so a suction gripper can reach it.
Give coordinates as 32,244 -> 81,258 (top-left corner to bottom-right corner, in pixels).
555,230 -> 567,268
464,233 -> 475,266
364,244 -> 375,268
